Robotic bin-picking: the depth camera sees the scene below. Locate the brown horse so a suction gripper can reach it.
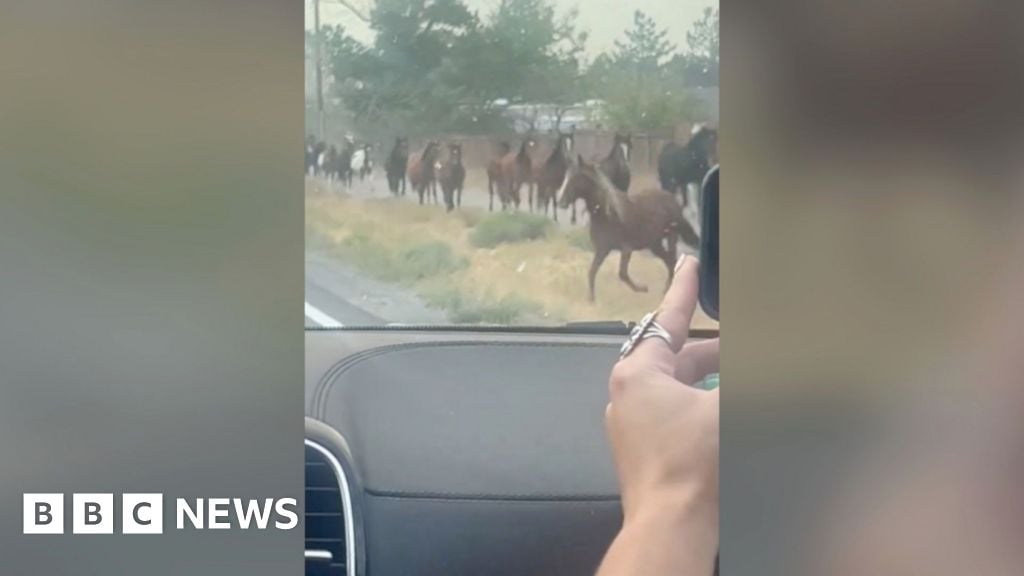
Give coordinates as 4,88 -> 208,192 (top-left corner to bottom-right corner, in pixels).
496,135 -> 536,211
483,140 -> 507,211
533,130 -> 575,221
559,155 -> 699,302
407,141 -> 441,205
437,142 -> 465,212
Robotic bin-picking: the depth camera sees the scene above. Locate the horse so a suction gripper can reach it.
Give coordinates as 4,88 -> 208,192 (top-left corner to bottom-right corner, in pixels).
496,135 -> 536,211
385,138 -> 410,197
558,155 -> 699,302
658,125 -> 718,209
337,138 -> 356,187
321,145 -> 338,182
438,143 -> 465,212
350,143 -> 373,182
487,141 -> 511,211
533,129 -> 575,221
407,141 -> 441,205
559,132 -> 632,224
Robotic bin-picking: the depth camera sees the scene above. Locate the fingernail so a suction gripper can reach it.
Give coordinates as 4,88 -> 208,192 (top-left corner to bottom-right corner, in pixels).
674,254 -> 688,273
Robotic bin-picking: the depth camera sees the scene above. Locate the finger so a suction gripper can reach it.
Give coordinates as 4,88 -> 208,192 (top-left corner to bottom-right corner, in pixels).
629,255 -> 700,372
675,338 -> 720,384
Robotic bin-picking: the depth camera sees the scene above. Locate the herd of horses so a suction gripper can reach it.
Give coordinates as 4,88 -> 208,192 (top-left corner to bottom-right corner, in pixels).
305,136 -> 374,188
307,126 -> 718,301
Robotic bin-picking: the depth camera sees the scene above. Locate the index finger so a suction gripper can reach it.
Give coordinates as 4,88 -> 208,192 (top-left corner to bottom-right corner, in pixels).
628,255 -> 700,373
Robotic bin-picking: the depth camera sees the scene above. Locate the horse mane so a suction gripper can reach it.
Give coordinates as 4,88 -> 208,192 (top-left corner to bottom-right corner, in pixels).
591,167 -> 628,223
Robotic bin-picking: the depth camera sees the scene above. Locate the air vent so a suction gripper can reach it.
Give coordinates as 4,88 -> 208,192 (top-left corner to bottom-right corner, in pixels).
305,441 -> 351,576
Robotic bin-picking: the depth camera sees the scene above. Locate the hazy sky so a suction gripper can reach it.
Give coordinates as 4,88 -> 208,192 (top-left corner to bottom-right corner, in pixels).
306,0 -> 717,58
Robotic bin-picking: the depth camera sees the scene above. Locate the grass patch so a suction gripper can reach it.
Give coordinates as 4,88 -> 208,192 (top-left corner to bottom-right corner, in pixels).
398,242 -> 468,281
423,287 -> 542,324
470,212 -> 553,248
331,234 -> 465,286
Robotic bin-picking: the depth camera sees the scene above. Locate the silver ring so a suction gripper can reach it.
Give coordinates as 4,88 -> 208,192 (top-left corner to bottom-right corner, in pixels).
619,310 -> 674,360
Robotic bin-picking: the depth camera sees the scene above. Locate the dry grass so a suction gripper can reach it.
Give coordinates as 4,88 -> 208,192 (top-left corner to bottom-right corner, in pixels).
306,180 -> 718,329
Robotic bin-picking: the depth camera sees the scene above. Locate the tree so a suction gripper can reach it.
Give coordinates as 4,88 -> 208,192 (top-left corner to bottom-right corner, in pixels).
326,0 -> 478,136
612,10 -> 676,83
671,7 -> 719,88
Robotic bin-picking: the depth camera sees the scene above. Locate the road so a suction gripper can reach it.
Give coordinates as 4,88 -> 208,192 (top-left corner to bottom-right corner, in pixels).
304,251 -> 447,328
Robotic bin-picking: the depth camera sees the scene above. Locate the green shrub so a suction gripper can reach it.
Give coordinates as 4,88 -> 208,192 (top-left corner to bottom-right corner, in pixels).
397,242 -> 467,281
470,212 -> 553,248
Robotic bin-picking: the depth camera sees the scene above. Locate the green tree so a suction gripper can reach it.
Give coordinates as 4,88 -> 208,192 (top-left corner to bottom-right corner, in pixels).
612,10 -> 676,82
670,7 -> 719,87
331,0 -> 478,136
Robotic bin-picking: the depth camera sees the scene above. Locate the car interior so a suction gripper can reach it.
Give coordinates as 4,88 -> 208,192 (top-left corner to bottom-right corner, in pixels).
304,325 -> 716,576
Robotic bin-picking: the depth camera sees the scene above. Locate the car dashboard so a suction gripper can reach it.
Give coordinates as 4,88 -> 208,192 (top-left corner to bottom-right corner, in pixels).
304,326 -> 714,576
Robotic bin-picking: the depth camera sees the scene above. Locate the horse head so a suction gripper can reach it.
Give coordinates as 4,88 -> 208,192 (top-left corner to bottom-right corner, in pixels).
558,130 -> 576,156
447,142 -> 463,165
520,134 -> 537,157
424,141 -> 441,162
560,155 -> 605,210
612,132 -> 633,164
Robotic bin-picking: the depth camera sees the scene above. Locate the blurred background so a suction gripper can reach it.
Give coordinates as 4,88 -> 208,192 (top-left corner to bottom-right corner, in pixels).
723,1 -> 1024,574
0,2 -> 304,574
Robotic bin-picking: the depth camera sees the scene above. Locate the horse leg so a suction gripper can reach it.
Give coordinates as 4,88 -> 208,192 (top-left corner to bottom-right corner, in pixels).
618,249 -> 649,293
588,247 -> 611,303
489,178 -> 494,211
570,202 -> 577,225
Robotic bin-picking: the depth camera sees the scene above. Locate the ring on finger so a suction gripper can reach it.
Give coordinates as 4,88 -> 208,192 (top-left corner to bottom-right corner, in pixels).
619,310 -> 674,360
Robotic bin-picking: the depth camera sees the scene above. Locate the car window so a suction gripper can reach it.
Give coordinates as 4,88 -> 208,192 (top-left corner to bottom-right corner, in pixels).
304,0 -> 719,329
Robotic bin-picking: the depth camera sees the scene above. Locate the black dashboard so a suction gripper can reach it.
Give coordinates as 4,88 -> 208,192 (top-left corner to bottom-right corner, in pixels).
304,327 -> 642,576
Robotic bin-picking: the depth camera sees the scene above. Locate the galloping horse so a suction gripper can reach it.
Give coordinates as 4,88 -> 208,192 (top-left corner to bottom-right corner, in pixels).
533,129 -> 575,221
487,141 -> 511,211
658,125 -> 718,209
350,143 -> 374,182
559,155 -> 699,302
407,141 -> 441,205
385,137 -> 409,197
496,135 -> 536,211
337,138 -> 356,187
321,145 -> 338,181
438,143 -> 465,212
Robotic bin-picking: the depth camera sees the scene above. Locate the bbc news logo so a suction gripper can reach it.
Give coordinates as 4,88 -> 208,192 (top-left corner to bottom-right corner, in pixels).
23,494 -> 298,534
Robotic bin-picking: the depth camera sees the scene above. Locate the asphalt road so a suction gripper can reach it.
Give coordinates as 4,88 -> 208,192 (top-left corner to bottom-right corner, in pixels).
304,251 -> 447,328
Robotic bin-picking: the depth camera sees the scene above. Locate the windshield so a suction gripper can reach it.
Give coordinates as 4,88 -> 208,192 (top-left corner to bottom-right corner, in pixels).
304,0 -> 719,329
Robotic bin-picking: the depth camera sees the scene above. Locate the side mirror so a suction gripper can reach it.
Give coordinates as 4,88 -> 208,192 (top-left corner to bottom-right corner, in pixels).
698,165 -> 719,321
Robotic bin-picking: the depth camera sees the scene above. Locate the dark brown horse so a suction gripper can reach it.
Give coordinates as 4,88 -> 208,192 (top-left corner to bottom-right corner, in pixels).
496,135 -> 536,211
533,130 -> 575,221
407,141 -> 441,205
438,143 -> 465,212
487,141 -> 511,211
386,137 -> 410,197
559,155 -> 699,302
658,125 -> 718,209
